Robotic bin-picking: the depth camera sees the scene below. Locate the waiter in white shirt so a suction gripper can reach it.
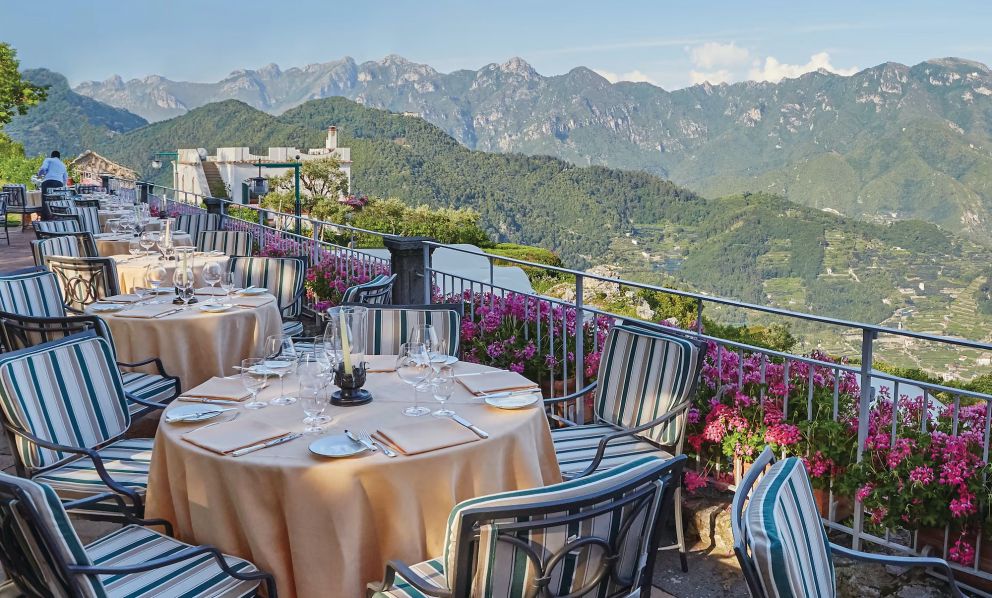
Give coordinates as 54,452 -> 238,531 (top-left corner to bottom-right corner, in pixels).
37,150 -> 69,219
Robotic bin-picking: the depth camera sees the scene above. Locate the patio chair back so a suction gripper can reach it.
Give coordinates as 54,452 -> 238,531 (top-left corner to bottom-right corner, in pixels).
175,213 -> 220,244
32,237 -> 82,267
35,230 -> 97,257
72,198 -> 101,209
0,332 -> 130,472
228,256 -> 306,317
443,455 -> 684,597
0,472 -> 103,598
197,230 -> 253,256
33,219 -> 81,235
594,325 -> 702,447
0,270 -> 66,319
1,184 -> 26,207
0,311 -> 112,355
67,207 -> 100,235
363,305 -> 461,356
46,256 -> 119,313
341,273 -> 396,305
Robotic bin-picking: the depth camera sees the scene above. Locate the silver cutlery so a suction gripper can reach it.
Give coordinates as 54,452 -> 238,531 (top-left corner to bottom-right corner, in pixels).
359,429 -> 396,458
165,407 -> 236,423
345,429 -> 377,453
231,432 -> 302,457
189,411 -> 239,430
178,397 -> 242,406
152,307 -> 184,318
451,414 -> 489,439
475,388 -> 541,400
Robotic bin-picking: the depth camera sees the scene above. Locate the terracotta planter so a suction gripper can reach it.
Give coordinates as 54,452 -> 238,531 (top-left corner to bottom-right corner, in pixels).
811,487 -> 853,522
733,457 -> 753,487
916,527 -> 992,592
541,378 -> 595,425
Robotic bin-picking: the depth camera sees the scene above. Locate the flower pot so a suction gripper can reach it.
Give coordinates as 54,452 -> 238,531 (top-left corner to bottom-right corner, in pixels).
811,487 -> 853,522
733,457 -> 753,487
541,378 -> 595,425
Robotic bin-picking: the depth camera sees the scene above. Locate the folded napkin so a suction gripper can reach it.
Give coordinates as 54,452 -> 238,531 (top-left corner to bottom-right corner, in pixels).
458,371 -> 540,396
374,418 -> 479,455
183,420 -> 287,455
233,295 -> 275,308
100,293 -> 145,304
366,354 -> 398,373
183,377 -> 251,401
114,303 -> 181,319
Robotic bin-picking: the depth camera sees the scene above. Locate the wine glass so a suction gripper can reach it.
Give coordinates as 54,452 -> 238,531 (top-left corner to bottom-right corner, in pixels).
396,342 -> 431,416
173,265 -> 195,309
140,231 -> 157,255
431,365 -> 456,417
241,357 -> 268,410
128,239 -> 142,258
108,219 -> 121,235
220,271 -> 237,299
298,354 -> 330,434
264,335 -> 298,405
409,324 -> 440,362
201,261 -> 223,303
144,264 -> 168,302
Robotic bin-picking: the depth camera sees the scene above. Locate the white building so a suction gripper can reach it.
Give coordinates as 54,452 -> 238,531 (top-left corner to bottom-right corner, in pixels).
174,127 -> 351,202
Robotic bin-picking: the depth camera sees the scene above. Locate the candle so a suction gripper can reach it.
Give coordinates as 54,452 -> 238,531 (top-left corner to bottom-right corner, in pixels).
339,310 -> 353,373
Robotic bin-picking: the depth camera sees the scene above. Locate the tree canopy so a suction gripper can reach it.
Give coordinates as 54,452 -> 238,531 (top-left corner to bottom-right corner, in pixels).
0,43 -> 46,128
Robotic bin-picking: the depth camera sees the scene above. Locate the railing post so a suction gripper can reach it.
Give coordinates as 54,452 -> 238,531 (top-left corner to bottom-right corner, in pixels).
203,196 -> 223,217
383,236 -> 437,305
851,328 -> 877,551
422,243 -> 432,304
574,274 -> 585,423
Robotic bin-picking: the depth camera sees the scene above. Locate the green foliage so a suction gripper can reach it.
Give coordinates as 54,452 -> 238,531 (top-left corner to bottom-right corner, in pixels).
0,133 -> 42,185
0,44 -> 46,128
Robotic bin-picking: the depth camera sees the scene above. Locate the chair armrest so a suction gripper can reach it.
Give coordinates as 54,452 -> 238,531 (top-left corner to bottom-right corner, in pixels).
368,560 -> 451,598
117,356 -> 173,379
829,543 -> 963,597
124,391 -> 168,411
62,492 -> 174,536
573,400 -> 691,479
542,381 -> 598,406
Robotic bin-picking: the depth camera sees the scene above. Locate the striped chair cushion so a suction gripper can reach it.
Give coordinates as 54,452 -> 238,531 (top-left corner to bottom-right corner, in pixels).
176,213 -> 220,245
34,438 -> 152,517
120,373 -> 178,413
551,423 -> 674,480
68,207 -> 101,235
197,230 -> 253,256
32,236 -> 81,266
745,457 -> 836,598
370,558 -> 447,598
0,473 -> 104,598
86,524 -> 261,597
366,307 -> 461,357
441,456 -> 668,596
595,325 -> 700,446
33,220 -> 81,234
342,274 -> 393,304
0,333 -> 130,470
229,256 -> 306,318
0,270 -> 67,318
282,320 -> 304,337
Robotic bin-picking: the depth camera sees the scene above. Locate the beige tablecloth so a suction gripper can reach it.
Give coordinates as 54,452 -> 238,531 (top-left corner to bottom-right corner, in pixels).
110,253 -> 228,293
95,232 -> 192,257
101,217 -> 164,233
147,363 -> 560,598
27,190 -> 41,207
88,294 -> 282,389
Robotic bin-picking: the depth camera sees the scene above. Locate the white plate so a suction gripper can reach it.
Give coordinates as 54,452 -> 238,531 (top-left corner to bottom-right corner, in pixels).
485,393 -> 541,410
238,287 -> 268,296
91,303 -> 125,313
198,303 -> 234,313
164,405 -> 230,423
309,434 -> 370,458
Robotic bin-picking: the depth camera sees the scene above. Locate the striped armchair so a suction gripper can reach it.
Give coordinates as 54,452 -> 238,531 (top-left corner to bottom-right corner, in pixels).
33,218 -> 81,235
35,230 -> 98,257
176,213 -> 220,244
0,269 -> 67,319
342,273 -> 397,305
0,472 -> 276,597
31,236 -> 81,266
733,448 -> 964,598
228,256 -> 306,337
67,206 -> 101,235
368,455 -> 685,598
46,256 -> 120,313
363,305 -> 461,357
548,324 -> 702,571
0,332 -> 159,519
197,230 -> 254,256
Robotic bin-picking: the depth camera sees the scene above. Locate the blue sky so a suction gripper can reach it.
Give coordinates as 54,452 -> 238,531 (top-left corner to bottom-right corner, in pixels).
6,0 -> 992,90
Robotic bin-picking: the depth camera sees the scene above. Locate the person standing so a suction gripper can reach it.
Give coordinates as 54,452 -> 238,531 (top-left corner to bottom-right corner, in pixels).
37,150 -> 68,219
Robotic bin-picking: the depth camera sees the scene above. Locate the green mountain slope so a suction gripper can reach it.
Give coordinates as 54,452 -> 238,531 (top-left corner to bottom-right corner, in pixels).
5,69 -> 146,157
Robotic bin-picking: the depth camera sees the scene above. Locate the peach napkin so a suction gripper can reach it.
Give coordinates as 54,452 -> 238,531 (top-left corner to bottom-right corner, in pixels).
233,295 -> 275,309
113,303 -> 182,318
373,418 -> 479,455
100,293 -> 144,303
457,371 -> 540,396
183,377 -> 251,401
366,355 -> 398,373
183,420 -> 287,455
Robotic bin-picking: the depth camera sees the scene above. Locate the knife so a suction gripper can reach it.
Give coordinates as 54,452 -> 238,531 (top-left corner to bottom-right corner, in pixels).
451,415 -> 489,439
152,307 -> 184,318
231,433 -> 302,457
476,388 -> 541,400
178,397 -> 242,405
344,429 -> 377,453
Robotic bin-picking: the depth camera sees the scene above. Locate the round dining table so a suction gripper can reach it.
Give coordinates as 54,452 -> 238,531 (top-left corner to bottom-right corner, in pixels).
109,252 -> 229,294
86,291 -> 283,389
146,363 -> 561,598
94,232 -> 193,257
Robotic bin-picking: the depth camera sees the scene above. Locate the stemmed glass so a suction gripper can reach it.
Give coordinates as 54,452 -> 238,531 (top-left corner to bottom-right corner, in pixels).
128,239 -> 142,258
201,261 -> 223,304
108,219 -> 121,235
144,264 -> 168,303
140,232 -> 157,255
264,335 -> 298,405
241,357 -> 269,410
173,265 -> 195,309
409,325 -> 440,362
396,342 -> 431,416
298,354 -> 330,434
220,271 -> 237,300
432,365 -> 456,417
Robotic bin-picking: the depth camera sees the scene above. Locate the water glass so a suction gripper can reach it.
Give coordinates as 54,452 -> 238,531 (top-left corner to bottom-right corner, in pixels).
202,261 -> 223,302
409,324 -> 440,361
265,335 -> 298,405
220,271 -> 237,298
241,358 -> 268,410
298,355 -> 330,433
396,342 -> 431,416
140,232 -> 157,255
432,365 -> 455,417
173,267 -> 195,308
128,239 -> 142,257
144,264 -> 168,302
108,219 -> 121,235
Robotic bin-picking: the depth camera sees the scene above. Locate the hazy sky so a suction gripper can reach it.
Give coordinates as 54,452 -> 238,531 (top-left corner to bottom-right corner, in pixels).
6,0 -> 992,90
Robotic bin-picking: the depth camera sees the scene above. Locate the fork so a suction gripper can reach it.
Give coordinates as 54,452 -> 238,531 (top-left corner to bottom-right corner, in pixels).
191,410 -> 240,431
358,429 -> 397,458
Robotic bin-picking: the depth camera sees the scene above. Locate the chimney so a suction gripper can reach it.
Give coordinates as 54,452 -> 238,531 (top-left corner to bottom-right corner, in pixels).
326,126 -> 338,151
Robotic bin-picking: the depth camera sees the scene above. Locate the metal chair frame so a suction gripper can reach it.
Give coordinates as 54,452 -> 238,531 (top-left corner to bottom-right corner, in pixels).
34,230 -> 97,257
0,194 -> 8,246
45,256 -> 120,313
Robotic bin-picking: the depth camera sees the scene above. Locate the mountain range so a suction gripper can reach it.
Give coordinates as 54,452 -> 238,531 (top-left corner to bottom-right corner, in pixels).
72,55 -> 992,242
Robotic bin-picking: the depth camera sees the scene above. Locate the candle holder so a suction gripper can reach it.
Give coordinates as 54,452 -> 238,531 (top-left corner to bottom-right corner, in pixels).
331,362 -> 372,406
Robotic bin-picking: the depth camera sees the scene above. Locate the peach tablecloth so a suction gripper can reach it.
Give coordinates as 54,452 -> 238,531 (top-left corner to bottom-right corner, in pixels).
95,232 -> 192,257
146,363 -> 560,598
88,294 -> 282,389
109,253 -> 228,293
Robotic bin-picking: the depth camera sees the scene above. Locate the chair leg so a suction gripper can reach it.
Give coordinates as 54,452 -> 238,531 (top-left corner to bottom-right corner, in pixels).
674,484 -> 688,572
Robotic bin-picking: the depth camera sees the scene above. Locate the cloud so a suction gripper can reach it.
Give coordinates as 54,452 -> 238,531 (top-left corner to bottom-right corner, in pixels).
689,42 -> 750,70
689,69 -> 734,84
593,69 -> 657,85
749,52 -> 859,82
